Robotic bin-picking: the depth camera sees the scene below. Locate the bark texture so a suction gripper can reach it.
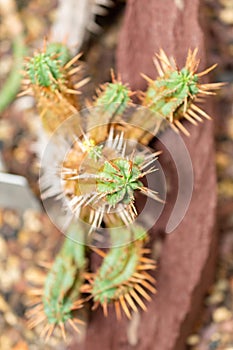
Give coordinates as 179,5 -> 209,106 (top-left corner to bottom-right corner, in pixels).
70,1 -> 218,349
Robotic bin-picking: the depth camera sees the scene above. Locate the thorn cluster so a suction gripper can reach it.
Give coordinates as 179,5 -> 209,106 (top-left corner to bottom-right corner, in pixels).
141,49 -> 224,136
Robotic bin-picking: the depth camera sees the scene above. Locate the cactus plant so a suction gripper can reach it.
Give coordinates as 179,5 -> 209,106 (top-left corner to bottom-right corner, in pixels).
20,42 -> 221,341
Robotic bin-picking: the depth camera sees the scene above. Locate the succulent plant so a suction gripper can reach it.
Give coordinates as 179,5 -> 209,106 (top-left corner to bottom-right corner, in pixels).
21,43 -> 221,341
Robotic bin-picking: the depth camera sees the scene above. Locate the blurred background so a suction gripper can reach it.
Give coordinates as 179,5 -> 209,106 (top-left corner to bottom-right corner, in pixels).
0,0 -> 233,349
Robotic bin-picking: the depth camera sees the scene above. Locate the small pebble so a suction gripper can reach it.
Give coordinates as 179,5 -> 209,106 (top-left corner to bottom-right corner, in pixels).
219,0 -> 233,8
5,311 -> 17,326
0,210 -> 3,226
213,307 -> 232,323
23,210 -> 42,233
216,152 -> 230,170
186,334 -> 200,346
227,117 -> 233,140
0,294 -> 9,312
3,210 -> 21,230
215,279 -> 229,292
219,8 -> 233,24
0,256 -> 21,292
0,120 -> 13,142
210,332 -> 221,342
18,230 -> 30,244
0,236 -> 8,260
21,247 -> 33,259
0,335 -> 12,350
206,291 -> 225,305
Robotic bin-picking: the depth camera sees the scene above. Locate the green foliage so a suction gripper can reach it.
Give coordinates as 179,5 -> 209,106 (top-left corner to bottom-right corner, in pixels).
97,158 -> 143,206
91,225 -> 147,304
95,82 -> 131,115
28,52 -> 64,89
46,42 -> 71,66
144,68 -> 199,118
27,43 -> 71,89
88,80 -> 132,141
0,34 -> 26,112
43,224 -> 86,325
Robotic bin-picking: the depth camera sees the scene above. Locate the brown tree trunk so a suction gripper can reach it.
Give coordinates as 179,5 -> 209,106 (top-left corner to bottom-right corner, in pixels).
70,1 -> 218,349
